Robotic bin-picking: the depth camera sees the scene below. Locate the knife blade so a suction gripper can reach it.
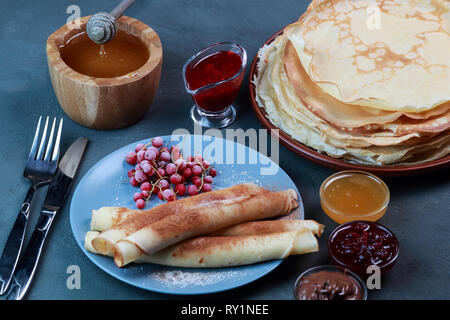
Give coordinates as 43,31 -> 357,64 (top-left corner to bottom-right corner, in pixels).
6,137 -> 88,300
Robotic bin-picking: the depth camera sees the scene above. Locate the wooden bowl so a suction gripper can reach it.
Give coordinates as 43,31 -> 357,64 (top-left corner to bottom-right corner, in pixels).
248,26 -> 450,176
46,16 -> 162,129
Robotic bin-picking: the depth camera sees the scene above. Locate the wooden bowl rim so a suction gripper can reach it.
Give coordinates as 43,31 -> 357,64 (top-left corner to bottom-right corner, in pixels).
248,25 -> 450,176
46,15 -> 162,87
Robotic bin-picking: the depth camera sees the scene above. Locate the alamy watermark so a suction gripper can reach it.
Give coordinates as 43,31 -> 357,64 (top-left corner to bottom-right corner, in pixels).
66,265 -> 81,290
366,265 -> 381,290
170,124 -> 280,176
367,5 -> 381,30
66,5 -> 81,30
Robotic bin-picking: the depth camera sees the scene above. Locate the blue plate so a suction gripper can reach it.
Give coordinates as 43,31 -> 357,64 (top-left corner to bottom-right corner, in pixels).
70,134 -> 303,295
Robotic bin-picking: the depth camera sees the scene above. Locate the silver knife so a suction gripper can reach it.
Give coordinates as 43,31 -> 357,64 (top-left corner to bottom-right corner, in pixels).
6,137 -> 89,300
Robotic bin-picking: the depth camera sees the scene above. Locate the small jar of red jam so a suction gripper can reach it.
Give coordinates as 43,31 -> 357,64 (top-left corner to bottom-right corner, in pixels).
328,221 -> 399,278
183,42 -> 247,128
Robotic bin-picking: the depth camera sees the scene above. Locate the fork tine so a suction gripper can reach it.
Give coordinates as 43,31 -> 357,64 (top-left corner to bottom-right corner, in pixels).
51,119 -> 63,162
43,117 -> 56,162
28,116 -> 42,160
36,116 -> 49,161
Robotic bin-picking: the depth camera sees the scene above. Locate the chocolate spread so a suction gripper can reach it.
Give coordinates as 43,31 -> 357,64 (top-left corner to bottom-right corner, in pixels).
296,270 -> 363,300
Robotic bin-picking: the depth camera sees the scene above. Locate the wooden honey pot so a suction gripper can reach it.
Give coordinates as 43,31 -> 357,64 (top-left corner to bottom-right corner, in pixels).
46,16 -> 162,129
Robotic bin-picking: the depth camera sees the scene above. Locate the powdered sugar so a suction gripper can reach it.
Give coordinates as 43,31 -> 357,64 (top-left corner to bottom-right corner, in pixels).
149,269 -> 250,288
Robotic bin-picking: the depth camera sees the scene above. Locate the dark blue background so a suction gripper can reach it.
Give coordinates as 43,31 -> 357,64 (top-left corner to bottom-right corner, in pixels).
0,0 -> 449,299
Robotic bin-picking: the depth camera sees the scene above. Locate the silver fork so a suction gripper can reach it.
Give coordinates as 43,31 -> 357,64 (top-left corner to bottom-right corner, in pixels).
0,116 -> 63,295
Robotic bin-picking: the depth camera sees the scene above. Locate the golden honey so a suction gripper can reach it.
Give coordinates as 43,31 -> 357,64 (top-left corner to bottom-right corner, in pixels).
320,171 -> 389,224
59,30 -> 149,78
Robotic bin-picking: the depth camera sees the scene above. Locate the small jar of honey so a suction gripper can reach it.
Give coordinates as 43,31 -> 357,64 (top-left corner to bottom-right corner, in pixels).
47,16 -> 163,129
319,170 -> 390,224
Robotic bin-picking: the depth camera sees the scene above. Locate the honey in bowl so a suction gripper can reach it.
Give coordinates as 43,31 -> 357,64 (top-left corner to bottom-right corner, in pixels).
319,171 -> 390,224
59,30 -> 149,78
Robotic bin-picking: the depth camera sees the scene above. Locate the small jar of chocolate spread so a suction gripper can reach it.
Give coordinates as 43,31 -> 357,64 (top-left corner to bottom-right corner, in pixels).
294,265 -> 368,300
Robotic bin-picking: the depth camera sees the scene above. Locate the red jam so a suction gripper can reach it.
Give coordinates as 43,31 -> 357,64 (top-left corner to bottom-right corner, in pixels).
328,221 -> 399,277
185,51 -> 244,112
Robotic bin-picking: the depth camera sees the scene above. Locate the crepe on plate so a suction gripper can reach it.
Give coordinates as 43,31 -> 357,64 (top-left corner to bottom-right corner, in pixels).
254,0 -> 450,165
85,183 -> 323,268
86,220 -> 323,268
90,183 -> 267,256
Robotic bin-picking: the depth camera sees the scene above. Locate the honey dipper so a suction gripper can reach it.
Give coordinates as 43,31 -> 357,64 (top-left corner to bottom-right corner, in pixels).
86,0 -> 136,44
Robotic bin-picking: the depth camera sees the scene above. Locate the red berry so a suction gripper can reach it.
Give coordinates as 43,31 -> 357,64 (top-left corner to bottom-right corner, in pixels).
148,146 -> 159,157
157,168 -> 166,177
141,190 -> 150,198
129,176 -> 139,187
192,176 -> 202,187
186,156 -> 194,163
204,175 -> 213,184
135,198 -> 146,209
152,137 -> 164,148
135,163 -> 142,171
140,182 -> 151,191
202,160 -> 210,169
157,191 -> 164,200
174,184 -> 186,196
160,151 -> 171,162
133,192 -> 143,202
175,158 -> 186,171
201,183 -> 212,192
187,185 -> 199,196
179,175 -> 186,184
166,163 -> 177,175
141,162 -> 150,173
192,165 -> 202,176
163,189 -> 175,201
125,151 -> 137,165
170,173 -> 182,185
186,161 -> 194,168
160,146 -> 170,154
170,146 -> 181,161
137,150 -> 146,162
135,143 -> 145,153
170,145 -> 180,153
158,179 -> 169,190
182,167 -> 192,178
127,169 -> 136,178
194,155 -> 203,163
209,168 -> 217,177
134,170 -> 148,183
144,149 -> 157,161
143,164 -> 156,176
157,160 -> 167,167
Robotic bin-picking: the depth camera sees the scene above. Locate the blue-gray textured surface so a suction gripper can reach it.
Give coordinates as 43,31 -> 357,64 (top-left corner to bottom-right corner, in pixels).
0,0 -> 448,300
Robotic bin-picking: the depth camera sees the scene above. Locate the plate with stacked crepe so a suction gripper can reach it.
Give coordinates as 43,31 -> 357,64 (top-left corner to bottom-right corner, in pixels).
250,0 -> 450,175
70,135 -> 324,294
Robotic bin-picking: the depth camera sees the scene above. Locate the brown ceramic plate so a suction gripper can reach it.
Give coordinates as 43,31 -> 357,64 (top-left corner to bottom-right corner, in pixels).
248,26 -> 450,176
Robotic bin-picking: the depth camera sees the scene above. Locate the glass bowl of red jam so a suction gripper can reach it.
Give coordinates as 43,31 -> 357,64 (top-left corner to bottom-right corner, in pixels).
293,265 -> 368,300
183,42 -> 247,128
328,221 -> 399,278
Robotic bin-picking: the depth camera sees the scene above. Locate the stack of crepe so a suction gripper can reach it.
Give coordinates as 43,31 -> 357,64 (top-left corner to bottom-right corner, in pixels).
85,183 -> 324,268
254,0 -> 450,165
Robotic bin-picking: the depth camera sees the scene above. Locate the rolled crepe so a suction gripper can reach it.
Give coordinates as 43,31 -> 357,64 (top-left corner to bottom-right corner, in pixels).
113,189 -> 298,267
138,230 -> 318,267
91,183 -> 266,255
210,220 -> 324,237
90,207 -> 140,231
85,230 -> 319,268
85,231 -> 101,253
85,219 -> 324,253
92,210 -> 324,237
